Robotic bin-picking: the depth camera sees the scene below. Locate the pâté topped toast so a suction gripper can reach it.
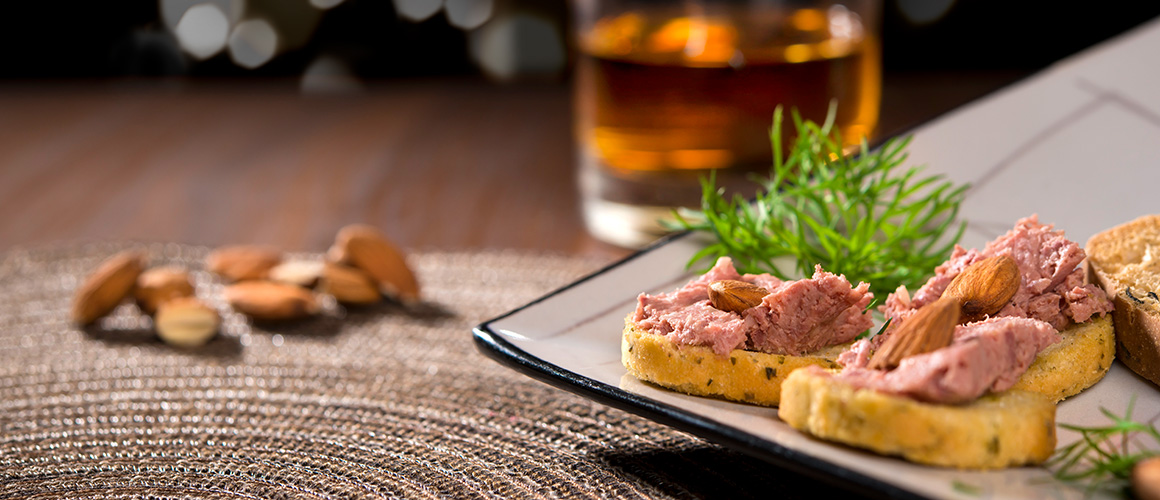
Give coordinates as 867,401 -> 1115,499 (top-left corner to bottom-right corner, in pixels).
624,215 -> 1116,469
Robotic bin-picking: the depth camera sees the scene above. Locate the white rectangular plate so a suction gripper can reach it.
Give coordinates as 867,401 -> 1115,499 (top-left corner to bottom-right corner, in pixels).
475,15 -> 1160,500
476,230 -> 1159,500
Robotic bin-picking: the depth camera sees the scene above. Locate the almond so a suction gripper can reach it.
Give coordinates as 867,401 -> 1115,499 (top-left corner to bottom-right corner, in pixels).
869,295 -> 959,370
155,297 -> 220,348
326,243 -> 349,264
223,281 -> 319,321
134,266 -> 195,315
206,245 -> 283,282
942,254 -> 1021,323
332,224 -> 420,303
321,263 -> 381,305
1133,456 -> 1160,500
72,251 -> 146,325
269,260 -> 325,288
708,280 -> 768,314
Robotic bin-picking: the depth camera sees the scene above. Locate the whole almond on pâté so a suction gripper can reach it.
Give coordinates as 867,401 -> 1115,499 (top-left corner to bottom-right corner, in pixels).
72,251 -> 146,325
206,245 -> 283,282
869,295 -> 960,370
941,254 -> 1021,323
331,224 -> 420,303
708,280 -> 768,314
134,266 -> 195,315
224,281 -> 319,321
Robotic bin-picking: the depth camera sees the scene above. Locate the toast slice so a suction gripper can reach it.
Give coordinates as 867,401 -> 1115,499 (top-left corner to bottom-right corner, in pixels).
622,316 -> 847,406
777,315 -> 1113,468
622,312 -> 1112,409
779,367 -> 1055,469
1008,314 -> 1115,402
1085,214 -> 1160,387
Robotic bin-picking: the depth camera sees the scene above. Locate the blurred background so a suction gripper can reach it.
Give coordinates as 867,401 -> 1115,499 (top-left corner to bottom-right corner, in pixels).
2,0 -> 1160,257
2,1 -> 1159,93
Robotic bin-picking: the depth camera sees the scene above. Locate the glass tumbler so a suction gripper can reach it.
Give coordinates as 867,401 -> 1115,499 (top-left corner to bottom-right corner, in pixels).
572,0 -> 882,247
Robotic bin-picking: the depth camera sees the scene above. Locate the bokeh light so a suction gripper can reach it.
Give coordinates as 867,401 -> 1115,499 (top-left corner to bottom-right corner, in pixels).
309,0 -> 345,10
896,0 -> 956,25
393,0 -> 443,23
161,0 -> 244,31
445,0 -> 492,30
301,55 -> 363,94
228,18 -> 278,69
471,12 -> 565,82
174,3 -> 230,60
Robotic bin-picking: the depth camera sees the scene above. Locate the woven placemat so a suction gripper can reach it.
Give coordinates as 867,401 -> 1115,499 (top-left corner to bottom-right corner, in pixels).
0,243 -> 850,499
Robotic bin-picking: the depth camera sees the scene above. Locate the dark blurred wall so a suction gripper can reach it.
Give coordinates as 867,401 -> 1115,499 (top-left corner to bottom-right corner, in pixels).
0,2 -> 160,77
0,0 -> 477,79
0,1 -> 1158,79
882,1 -> 1160,72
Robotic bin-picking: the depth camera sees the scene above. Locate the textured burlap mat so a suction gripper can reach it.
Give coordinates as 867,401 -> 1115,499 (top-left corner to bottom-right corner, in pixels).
0,243 -> 850,499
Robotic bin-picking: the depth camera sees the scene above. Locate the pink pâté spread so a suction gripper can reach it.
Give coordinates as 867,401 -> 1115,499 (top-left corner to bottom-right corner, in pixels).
881,214 -> 1112,330
835,214 -> 1114,404
833,316 -> 1060,404
632,257 -> 874,357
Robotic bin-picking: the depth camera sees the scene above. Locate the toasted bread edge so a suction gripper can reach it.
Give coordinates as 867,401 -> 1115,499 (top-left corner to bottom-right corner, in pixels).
778,368 -> 1056,469
621,315 -> 846,407
1086,214 -> 1160,388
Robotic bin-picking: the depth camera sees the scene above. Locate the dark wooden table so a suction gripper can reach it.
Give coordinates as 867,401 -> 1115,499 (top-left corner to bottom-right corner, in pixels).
0,71 -> 1022,262
0,71 -> 1028,499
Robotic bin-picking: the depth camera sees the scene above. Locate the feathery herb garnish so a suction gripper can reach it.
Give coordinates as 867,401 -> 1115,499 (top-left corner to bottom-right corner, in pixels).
951,480 -> 982,496
1050,397 -> 1160,497
669,107 -> 968,299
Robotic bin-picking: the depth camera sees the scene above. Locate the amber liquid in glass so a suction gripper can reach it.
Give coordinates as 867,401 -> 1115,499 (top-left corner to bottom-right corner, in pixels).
575,6 -> 880,245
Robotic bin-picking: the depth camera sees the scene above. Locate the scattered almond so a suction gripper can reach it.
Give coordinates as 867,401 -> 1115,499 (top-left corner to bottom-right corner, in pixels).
206,245 -> 283,282
326,243 -> 348,264
322,263 -> 381,305
134,266 -> 195,315
869,296 -> 960,370
332,224 -> 420,303
72,251 -> 146,325
708,280 -> 768,314
1135,457 -> 1160,500
269,260 -> 325,288
155,297 -> 220,348
224,281 -> 319,321
942,254 -> 1021,323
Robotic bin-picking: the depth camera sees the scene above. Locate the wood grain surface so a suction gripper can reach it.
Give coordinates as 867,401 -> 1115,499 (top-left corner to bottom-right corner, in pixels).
0,73 -> 1020,262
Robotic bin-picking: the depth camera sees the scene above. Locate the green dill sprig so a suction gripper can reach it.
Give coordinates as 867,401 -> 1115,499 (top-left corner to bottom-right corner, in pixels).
951,480 -> 983,496
668,107 -> 968,299
1049,397 -> 1160,496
